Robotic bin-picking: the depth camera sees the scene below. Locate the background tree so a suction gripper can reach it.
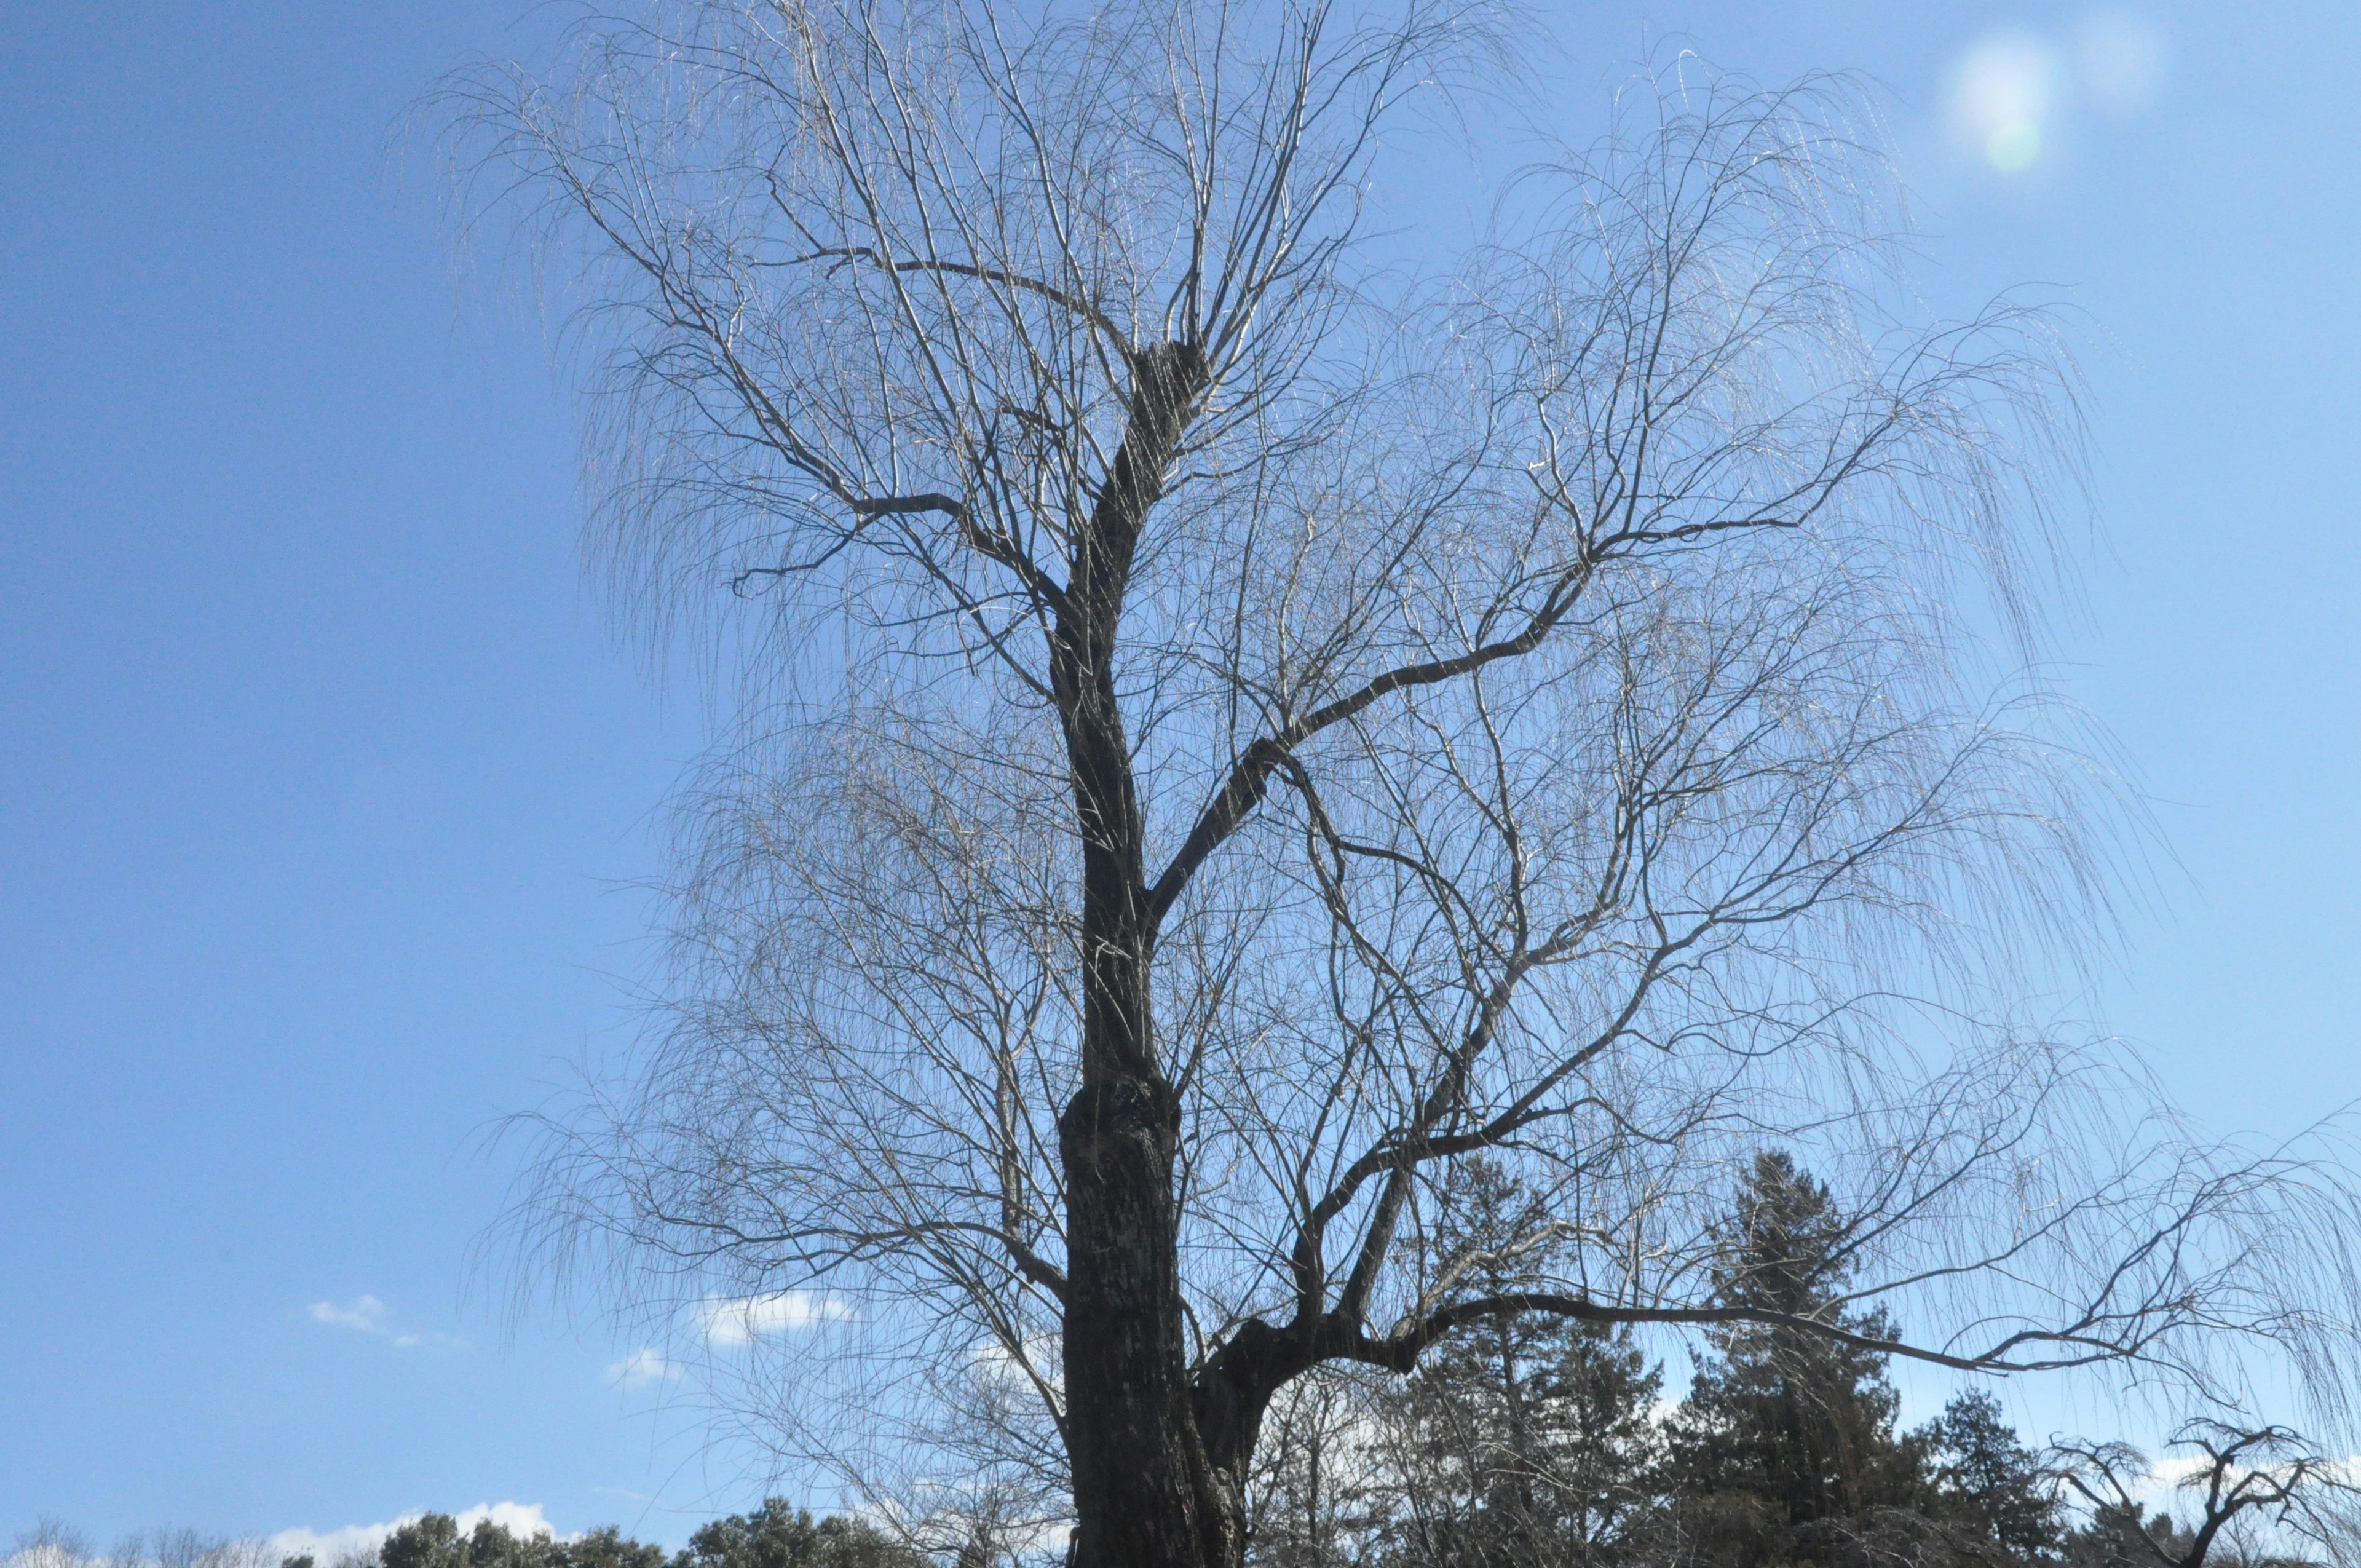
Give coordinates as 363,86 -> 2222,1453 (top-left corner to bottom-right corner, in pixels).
1373,1160 -> 1663,1568
376,1515 -> 672,1568
367,1507 -> 917,1568
1251,1160 -> 2071,1568
11,1523 -> 94,1568
674,1502 -> 922,1568
2052,1423 -> 2361,1568
374,1515 -> 469,1568
446,3 -> 2361,1565
1244,1369 -> 1390,1568
1659,1152 -> 1932,1566
6,1515 -> 922,1568
1923,1389 -> 2063,1566
4,1529 -> 274,1568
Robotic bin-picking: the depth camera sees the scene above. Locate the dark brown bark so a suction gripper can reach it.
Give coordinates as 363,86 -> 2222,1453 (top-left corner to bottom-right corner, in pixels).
1051,341 -> 1242,1568
1046,339 -> 1572,1567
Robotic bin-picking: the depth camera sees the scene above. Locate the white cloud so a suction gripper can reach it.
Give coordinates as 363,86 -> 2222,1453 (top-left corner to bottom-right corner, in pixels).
308,1295 -> 389,1333
9,1548 -> 86,1568
304,1294 -> 453,1349
266,1522 -> 394,1568
269,1506 -> 564,1567
967,1332 -> 1062,1397
694,1291 -> 854,1347
606,1348 -> 683,1387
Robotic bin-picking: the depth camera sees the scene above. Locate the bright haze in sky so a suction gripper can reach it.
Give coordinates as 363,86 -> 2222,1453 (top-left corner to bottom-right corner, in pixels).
4,0 -> 2358,1548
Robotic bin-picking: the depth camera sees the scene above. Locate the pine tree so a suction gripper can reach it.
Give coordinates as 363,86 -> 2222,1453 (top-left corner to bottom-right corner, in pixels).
1659,1152 -> 1930,1568
377,1516 -> 669,1568
1921,1389 -> 2062,1562
372,1505 -> 911,1568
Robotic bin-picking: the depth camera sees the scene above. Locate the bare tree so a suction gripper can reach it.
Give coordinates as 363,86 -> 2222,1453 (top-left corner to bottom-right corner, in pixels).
2,1526 -> 277,1568
9,1521 -> 94,1568
1244,1367 -> 1389,1567
2051,1421 -> 2361,1568
443,4 -> 2361,1566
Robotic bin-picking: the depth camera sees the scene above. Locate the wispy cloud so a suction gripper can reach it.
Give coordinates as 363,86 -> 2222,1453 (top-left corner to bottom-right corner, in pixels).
694,1291 -> 854,1347
307,1295 -> 388,1332
304,1294 -> 461,1350
606,1348 -> 683,1388
269,1506 -> 563,1567
306,1295 -> 421,1347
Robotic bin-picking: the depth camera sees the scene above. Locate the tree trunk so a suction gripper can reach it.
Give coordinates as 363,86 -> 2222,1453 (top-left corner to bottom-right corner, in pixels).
1060,1061 -> 1290,1568
1062,1057 -> 1236,1568
1053,340 -> 1244,1568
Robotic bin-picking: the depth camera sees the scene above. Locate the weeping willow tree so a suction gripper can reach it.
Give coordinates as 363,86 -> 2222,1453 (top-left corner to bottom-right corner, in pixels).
443,4 -> 2361,1565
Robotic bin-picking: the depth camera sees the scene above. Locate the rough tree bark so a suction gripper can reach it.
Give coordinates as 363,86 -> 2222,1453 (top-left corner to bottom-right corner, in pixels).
1051,342 -> 1230,1565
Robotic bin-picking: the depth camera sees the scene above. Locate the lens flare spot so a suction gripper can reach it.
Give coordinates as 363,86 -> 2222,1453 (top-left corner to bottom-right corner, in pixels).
1949,31 -> 2063,175
1986,122 -> 2042,172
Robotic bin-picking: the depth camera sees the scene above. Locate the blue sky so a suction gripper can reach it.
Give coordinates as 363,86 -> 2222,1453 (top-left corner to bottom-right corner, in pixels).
4,0 -> 2358,1550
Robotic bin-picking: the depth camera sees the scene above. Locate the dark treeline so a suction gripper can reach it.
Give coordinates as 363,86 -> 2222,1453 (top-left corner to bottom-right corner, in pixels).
8,1506 -> 926,1568
1247,1154 -> 2355,1568
276,1503 -> 923,1568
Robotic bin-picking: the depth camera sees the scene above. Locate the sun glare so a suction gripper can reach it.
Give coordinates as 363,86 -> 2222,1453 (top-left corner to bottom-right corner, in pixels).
1946,11 -> 2167,178
1950,31 -> 2062,175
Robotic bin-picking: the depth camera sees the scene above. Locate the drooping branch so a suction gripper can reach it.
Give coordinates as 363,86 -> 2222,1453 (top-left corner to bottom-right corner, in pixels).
451,19 -> 2361,1559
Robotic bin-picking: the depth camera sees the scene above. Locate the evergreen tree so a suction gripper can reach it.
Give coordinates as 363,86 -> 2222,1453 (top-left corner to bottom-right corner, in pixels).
378,1515 -> 479,1568
1659,1152 -> 1930,1568
1377,1160 -> 1663,1568
1920,1390 -> 2062,1563
377,1516 -> 668,1568
373,1509 -> 909,1568
672,1502 -> 920,1568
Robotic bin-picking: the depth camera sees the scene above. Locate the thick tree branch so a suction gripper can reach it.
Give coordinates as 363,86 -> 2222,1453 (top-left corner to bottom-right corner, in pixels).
1147,562 -> 1594,929
1352,1292 -> 2142,1377
778,244 -> 1136,357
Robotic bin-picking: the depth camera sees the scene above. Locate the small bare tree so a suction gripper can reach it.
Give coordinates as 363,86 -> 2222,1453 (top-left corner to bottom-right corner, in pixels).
443,4 -> 2361,1565
2051,1421 -> 2361,1568
3,1526 -> 277,1568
